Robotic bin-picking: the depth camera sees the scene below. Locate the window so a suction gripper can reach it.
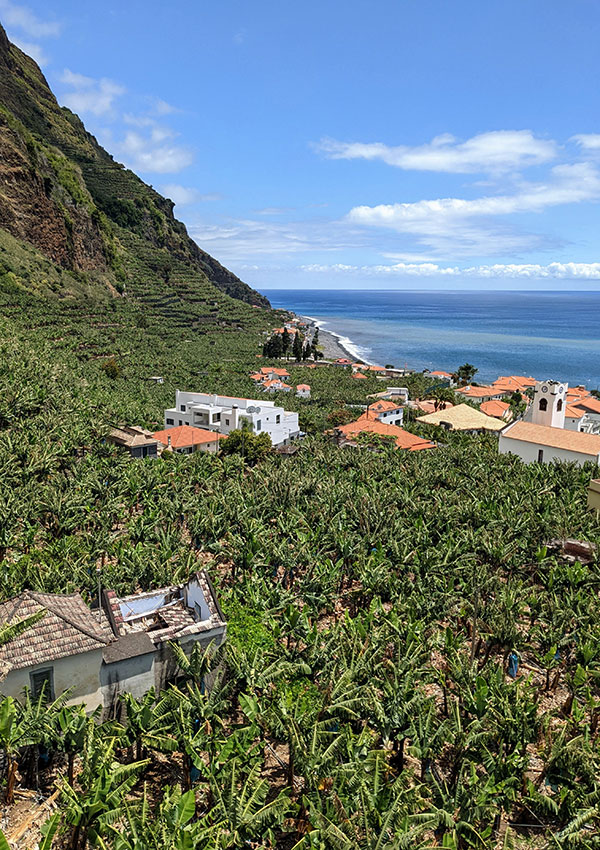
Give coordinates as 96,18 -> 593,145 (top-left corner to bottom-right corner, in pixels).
213,413 -> 221,422
256,420 -> 261,431
537,449 -> 544,462
178,420 -> 183,426
180,405 -> 186,412
276,415 -> 280,424
557,399 -> 563,411
225,418 -> 229,426
30,668 -> 54,702
166,418 -> 174,425
539,398 -> 548,411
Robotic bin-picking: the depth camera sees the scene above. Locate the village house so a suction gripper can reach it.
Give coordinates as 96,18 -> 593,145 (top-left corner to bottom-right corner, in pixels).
152,424 -> 226,454
417,403 -> 505,433
368,387 -> 410,403
164,391 -> 300,446
106,426 -> 160,459
366,399 -> 404,426
333,411 -> 435,452
480,399 -> 512,421
262,379 -> 292,393
333,358 -> 353,367
352,372 -> 367,380
0,573 -> 226,718
429,370 -> 456,386
296,384 -> 311,398
457,385 -> 506,403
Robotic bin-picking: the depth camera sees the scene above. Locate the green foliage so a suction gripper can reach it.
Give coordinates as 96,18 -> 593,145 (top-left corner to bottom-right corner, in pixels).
219,425 -> 272,464
100,357 -> 122,380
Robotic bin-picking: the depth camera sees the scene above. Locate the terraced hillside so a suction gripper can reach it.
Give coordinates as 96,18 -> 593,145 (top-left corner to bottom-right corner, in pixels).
0,21 -> 269,311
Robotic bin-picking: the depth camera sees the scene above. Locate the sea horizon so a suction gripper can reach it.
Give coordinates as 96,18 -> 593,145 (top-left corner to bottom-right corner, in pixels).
260,288 -> 600,388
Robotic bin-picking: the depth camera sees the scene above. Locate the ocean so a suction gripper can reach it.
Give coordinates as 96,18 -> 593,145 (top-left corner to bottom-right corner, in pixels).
261,289 -> 600,388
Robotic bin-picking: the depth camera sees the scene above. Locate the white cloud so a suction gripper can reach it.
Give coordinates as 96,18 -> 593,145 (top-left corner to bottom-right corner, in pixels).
317,130 -> 558,174
161,184 -> 222,205
0,0 -> 60,38
60,69 -> 125,116
115,130 -> 193,173
189,218 -> 361,261
571,134 -> 600,151
153,98 -> 178,116
300,261 -> 600,279
9,35 -> 47,65
347,162 -> 600,257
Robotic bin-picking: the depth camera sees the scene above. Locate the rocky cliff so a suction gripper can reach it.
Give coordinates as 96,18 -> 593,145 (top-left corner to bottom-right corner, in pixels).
0,23 -> 269,308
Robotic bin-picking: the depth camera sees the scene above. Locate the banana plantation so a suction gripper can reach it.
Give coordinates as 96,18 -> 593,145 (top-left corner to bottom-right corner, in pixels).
0,287 -> 600,848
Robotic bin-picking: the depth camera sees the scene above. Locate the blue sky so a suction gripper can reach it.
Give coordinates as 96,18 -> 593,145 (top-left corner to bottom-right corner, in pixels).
2,0 -> 600,290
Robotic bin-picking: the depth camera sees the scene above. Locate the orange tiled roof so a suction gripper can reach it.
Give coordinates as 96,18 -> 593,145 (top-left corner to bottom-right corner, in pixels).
368,400 -> 401,413
573,396 -> 600,414
480,400 -> 510,418
260,367 -> 290,376
430,370 -> 453,378
337,416 -> 435,451
368,365 -> 386,372
262,379 -> 291,389
250,373 -> 264,381
565,404 -> 587,419
352,372 -> 367,379
414,399 -> 454,415
459,385 -> 503,398
502,421 -> 600,456
296,384 -> 310,390
153,425 -> 226,449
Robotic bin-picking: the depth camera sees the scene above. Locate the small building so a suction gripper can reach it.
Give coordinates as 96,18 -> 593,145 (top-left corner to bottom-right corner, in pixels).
259,366 -> 291,380
101,573 -> 226,713
564,404 -> 591,432
333,358 -> 353,367
491,375 -> 536,394
429,370 -> 455,386
296,384 -> 311,398
262,379 -> 292,393
0,591 -> 113,712
333,414 -> 435,452
417,403 -> 504,433
0,573 -> 226,717
352,372 -> 367,380
499,421 -> 600,466
368,387 -> 410,403
457,386 -> 506,403
367,399 -> 404,426
107,426 -> 160,459
153,424 -> 226,454
480,399 -> 512,421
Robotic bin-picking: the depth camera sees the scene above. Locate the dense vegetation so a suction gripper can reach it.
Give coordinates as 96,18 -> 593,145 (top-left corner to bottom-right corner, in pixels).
1,275 -> 600,847
1,19 -> 600,850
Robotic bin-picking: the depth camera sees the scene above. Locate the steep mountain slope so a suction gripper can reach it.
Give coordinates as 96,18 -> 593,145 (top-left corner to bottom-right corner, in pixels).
0,22 -> 269,310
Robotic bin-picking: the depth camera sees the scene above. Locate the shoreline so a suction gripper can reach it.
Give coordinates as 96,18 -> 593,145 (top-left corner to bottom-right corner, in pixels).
299,314 -> 375,365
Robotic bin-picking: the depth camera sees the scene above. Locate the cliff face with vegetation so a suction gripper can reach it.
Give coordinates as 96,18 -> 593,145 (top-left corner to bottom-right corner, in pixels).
0,22 -> 269,308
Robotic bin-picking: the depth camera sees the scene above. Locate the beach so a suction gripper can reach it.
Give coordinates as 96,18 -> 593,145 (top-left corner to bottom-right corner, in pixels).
300,315 -> 373,363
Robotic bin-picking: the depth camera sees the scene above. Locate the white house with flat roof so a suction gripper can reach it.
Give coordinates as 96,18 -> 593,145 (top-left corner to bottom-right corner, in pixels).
164,390 -> 300,447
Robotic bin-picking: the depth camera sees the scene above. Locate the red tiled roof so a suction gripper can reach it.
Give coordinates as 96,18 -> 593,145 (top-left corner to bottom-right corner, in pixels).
153,425 -> 226,448
369,400 -> 401,412
565,404 -> 587,419
480,400 -> 510,418
260,367 -> 290,376
336,416 -> 435,451
459,385 -> 503,399
352,372 -> 367,379
430,370 -> 453,378
414,400 -> 454,414
296,384 -> 310,390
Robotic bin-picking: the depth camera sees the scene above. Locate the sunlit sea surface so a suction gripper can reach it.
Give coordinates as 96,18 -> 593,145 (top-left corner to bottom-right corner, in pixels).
261,289 -> 600,388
